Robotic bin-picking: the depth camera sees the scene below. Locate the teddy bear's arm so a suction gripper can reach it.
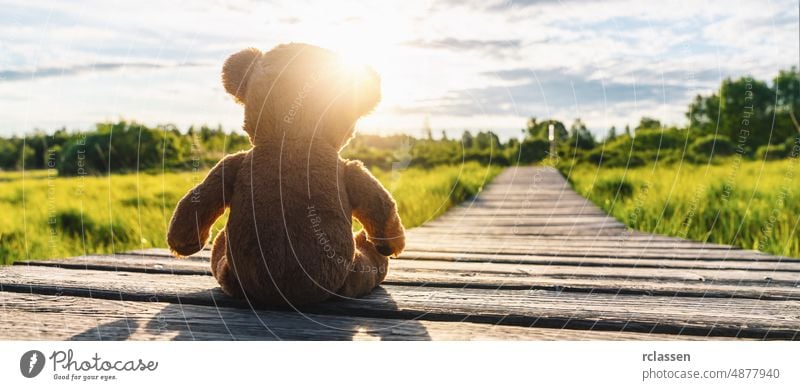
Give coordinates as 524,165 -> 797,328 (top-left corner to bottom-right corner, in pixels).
167,151 -> 247,256
344,160 -> 405,256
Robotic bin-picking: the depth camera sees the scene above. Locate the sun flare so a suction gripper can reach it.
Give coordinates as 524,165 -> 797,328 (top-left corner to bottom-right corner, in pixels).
300,7 -> 419,113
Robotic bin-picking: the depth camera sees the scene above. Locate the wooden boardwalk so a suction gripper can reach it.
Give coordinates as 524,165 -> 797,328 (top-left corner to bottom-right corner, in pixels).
2,166 -> 799,340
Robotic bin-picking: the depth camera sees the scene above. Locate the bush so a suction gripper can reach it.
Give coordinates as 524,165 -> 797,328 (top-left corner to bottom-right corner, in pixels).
0,231 -> 27,264
516,138 -> 549,163
756,136 -> 800,160
632,128 -> 687,150
93,220 -> 131,246
592,177 -> 635,200
689,134 -> 735,161
54,209 -> 130,246
55,209 -> 93,237
587,135 -> 656,167
596,151 -> 647,168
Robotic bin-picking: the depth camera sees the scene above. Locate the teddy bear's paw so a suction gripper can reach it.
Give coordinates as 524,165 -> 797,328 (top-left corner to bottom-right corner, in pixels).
169,242 -> 205,257
167,227 -> 210,257
375,242 -> 393,257
370,234 -> 405,257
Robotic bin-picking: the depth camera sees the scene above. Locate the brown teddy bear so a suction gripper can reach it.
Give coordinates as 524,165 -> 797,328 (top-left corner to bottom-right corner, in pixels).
166,43 -> 405,306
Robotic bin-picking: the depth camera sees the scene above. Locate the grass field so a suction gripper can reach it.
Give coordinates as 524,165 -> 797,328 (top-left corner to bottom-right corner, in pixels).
0,162 -> 501,264
564,158 -> 800,258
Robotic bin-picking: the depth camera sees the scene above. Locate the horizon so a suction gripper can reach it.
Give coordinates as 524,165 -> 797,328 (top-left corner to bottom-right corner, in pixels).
1,0 -> 798,139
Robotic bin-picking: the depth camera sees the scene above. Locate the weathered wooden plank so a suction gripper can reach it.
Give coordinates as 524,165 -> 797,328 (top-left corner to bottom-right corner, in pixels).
30,254 -> 800,286
22,256 -> 211,274
480,186 -> 574,191
397,251 -> 800,271
403,234 -> 736,250
474,186 -> 574,191
393,260 -> 800,287
433,216 -> 618,224
127,235 -> 739,257
427,213 -> 615,222
410,226 -> 629,235
484,178 -> 570,185
471,186 -> 584,192
2,266 -> 798,338
457,203 -> 596,209
386,270 -> 800,300
404,237 -> 740,252
399,244 -> 782,261
2,292 -> 699,341
118,248 -> 800,271
464,195 -> 590,202
406,241 -> 737,252
462,201 -> 599,208
407,232 -> 699,241
122,248 -> 210,260
406,232 -> 702,240
144,235 -> 720,254
476,192 -> 578,197
444,209 -> 609,217
464,190 -> 591,197
427,219 -> 624,228
18,256 -> 800,300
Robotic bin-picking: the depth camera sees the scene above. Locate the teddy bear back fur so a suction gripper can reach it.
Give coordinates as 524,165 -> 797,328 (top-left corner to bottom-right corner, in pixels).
225,138 -> 355,305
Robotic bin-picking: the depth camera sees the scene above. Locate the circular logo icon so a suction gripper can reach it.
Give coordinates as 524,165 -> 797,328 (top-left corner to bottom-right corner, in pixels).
20,350 -> 45,378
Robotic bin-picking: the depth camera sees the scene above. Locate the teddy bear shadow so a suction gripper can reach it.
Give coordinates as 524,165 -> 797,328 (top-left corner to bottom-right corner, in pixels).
150,286 -> 431,341
68,318 -> 142,341
67,287 -> 432,340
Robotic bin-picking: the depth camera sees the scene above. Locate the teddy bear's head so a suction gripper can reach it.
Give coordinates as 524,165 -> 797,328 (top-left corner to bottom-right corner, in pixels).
222,43 -> 381,149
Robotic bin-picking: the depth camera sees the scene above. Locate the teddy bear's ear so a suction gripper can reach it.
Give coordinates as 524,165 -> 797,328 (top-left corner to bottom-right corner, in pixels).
222,48 -> 262,102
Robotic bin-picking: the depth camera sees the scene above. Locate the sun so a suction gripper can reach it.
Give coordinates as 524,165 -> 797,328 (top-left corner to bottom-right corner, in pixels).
312,34 -> 413,122
288,3 -> 425,127
316,22 -> 402,75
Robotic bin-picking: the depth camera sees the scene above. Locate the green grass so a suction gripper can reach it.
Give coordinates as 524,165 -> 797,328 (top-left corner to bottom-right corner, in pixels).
0,162 -> 501,264
564,159 -> 800,258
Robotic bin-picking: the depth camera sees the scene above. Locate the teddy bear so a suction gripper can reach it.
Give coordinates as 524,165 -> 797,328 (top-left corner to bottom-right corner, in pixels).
166,43 -> 405,306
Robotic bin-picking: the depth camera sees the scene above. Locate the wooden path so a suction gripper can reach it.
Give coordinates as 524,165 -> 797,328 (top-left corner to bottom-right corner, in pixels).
2,166 -> 799,340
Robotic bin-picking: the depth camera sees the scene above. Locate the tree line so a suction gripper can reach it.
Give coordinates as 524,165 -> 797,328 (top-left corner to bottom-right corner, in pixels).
348,68 -> 800,169
0,122 -> 252,175
0,68 -> 797,174
531,68 -> 800,167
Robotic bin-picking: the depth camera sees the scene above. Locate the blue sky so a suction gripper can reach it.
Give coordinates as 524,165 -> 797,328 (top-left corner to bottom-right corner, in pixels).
0,0 -> 798,138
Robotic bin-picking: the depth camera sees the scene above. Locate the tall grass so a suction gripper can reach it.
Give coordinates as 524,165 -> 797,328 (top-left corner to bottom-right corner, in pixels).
565,159 -> 800,258
371,162 -> 501,228
0,162 -> 500,264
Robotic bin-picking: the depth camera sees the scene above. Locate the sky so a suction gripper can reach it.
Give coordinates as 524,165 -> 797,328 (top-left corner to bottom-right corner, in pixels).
0,0 -> 798,139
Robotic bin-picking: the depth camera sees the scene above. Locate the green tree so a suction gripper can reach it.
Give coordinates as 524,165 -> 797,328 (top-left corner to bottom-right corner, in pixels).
636,117 -> 662,131
720,76 -> 774,148
686,93 -> 720,135
461,131 -> 474,149
774,67 -> 800,134
517,138 -> 549,163
567,118 -> 596,150
606,126 -> 617,141
17,144 -> 36,170
474,131 -> 500,150
526,117 -> 567,141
